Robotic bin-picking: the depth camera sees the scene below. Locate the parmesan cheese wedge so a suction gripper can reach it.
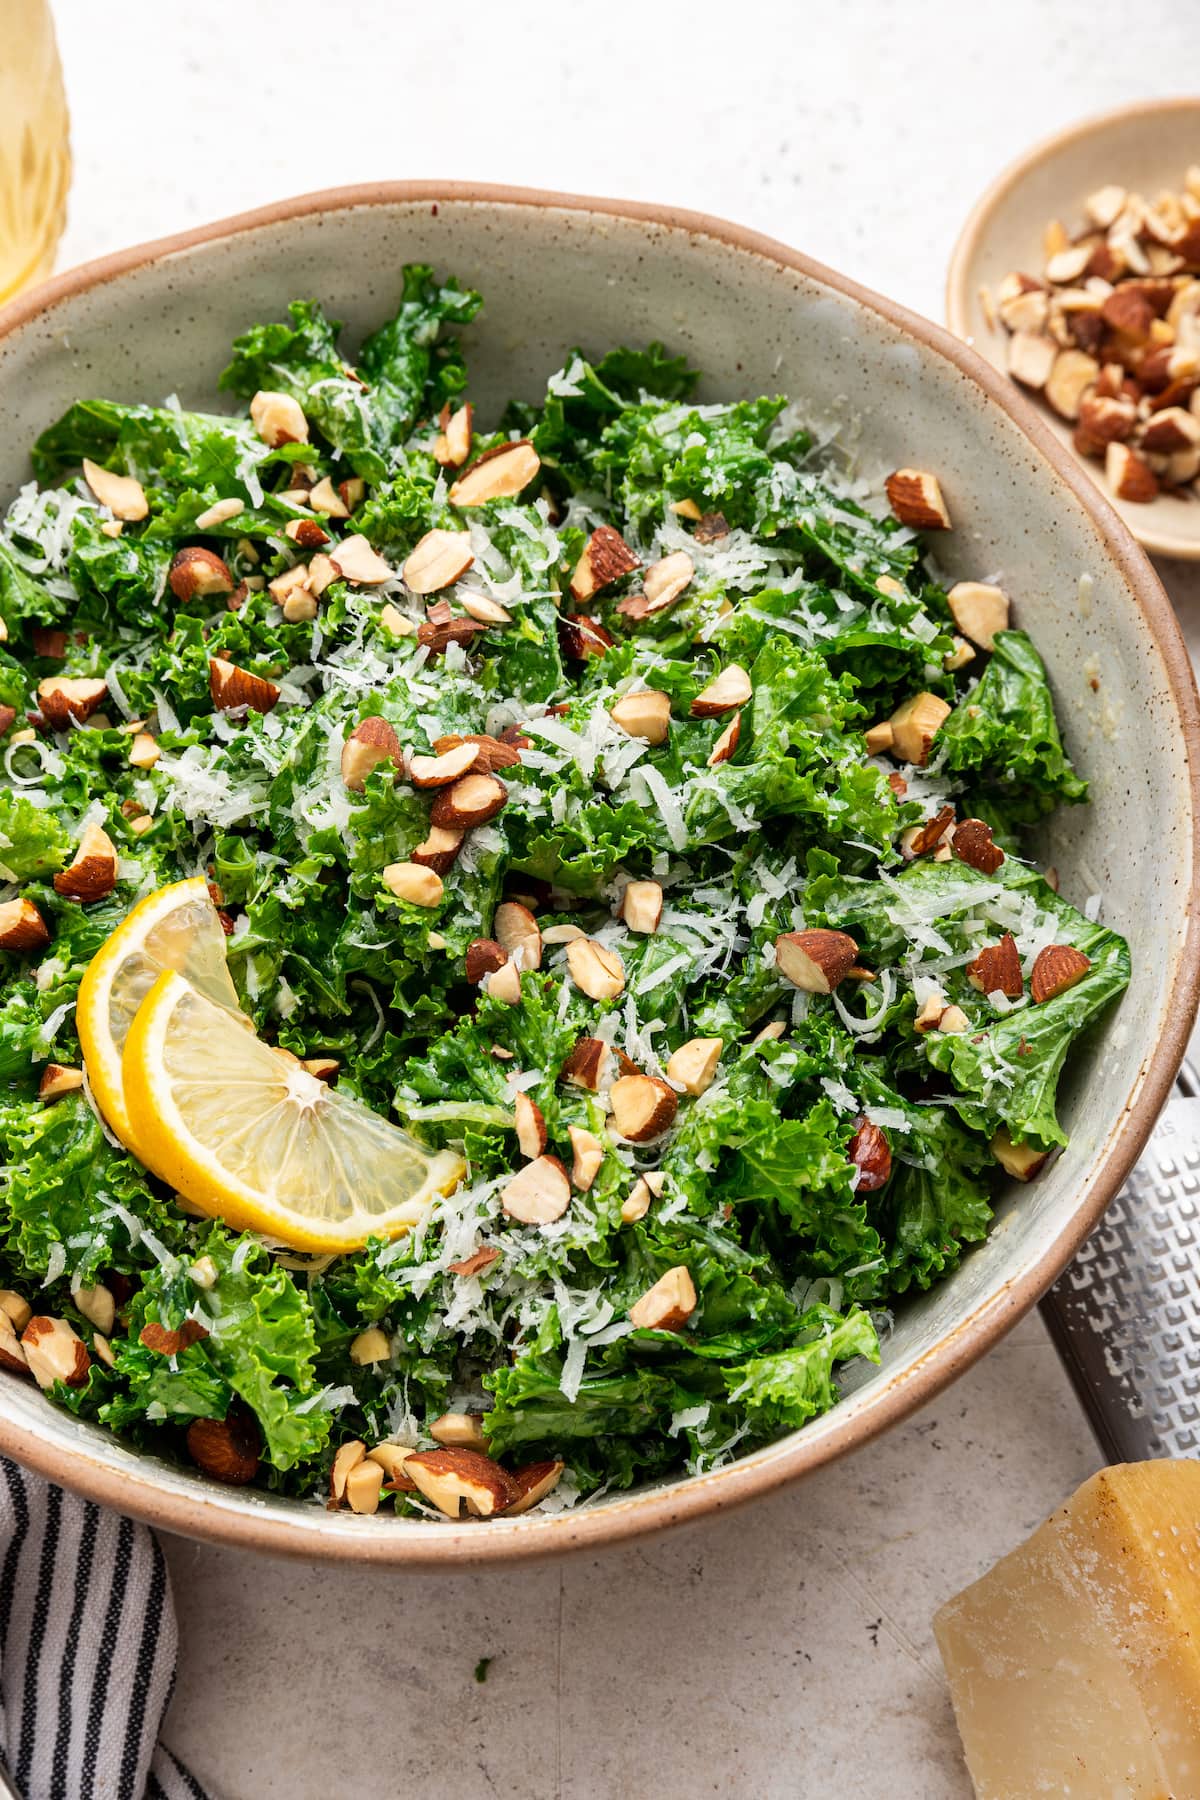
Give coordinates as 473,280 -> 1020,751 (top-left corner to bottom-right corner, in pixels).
934,1461 -> 1200,1797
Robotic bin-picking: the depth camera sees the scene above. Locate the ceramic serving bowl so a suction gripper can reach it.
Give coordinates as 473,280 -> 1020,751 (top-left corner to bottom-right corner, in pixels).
0,184 -> 1197,1566
946,97 -> 1200,561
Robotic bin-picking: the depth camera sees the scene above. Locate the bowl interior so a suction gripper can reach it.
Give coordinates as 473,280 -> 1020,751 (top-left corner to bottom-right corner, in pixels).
946,99 -> 1200,561
0,188 -> 1196,1562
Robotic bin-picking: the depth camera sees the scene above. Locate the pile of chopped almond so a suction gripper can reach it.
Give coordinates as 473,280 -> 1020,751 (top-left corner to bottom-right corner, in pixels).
986,167 -> 1200,503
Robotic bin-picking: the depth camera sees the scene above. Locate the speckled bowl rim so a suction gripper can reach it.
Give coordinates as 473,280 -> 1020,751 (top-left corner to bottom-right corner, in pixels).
0,181 -> 1197,1567
945,96 -> 1200,561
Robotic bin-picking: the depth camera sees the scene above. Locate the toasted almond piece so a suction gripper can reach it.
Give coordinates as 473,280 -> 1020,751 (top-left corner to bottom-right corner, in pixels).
947,581 -> 1009,651
187,1410 -> 261,1485
558,612 -> 616,661
514,1092 -> 548,1159
707,714 -> 741,765
570,526 -> 639,601
485,959 -> 523,1005
503,1458 -> 565,1517
53,822 -> 118,902
671,497 -> 703,520
1141,406 -> 1200,452
610,689 -> 671,744
430,1411 -> 489,1451
1044,243 -> 1094,283
302,1057 -> 340,1083
1106,440 -> 1159,502
81,458 -> 148,520
349,1327 -> 390,1365
560,1037 -> 610,1091
500,1154 -> 572,1224
774,928 -> 858,994
864,721 -> 895,754
952,818 -> 1005,874
0,1310 -> 29,1377
409,741 -> 481,788
914,989 -> 948,1032
249,390 -> 308,447
609,1074 -> 678,1142
37,676 -> 109,729
382,860 -> 443,907
341,715 -> 402,791
39,1063 -> 83,1102
466,939 -> 508,984
1102,285 -> 1155,339
938,1004 -> 970,1034
330,534 -> 393,585
430,772 -> 507,830
943,635 -> 976,673
966,933 -> 1023,998
378,601 -> 414,637
449,440 -> 541,507
0,1291 -> 33,1333
495,901 -> 542,971
267,563 -> 313,610
566,937 -> 625,1001
405,1446 -> 514,1518
908,804 -> 956,856
1167,445 -> 1200,484
1007,331 -> 1059,389
209,657 -> 280,714
330,1439 -> 367,1505
434,732 -> 522,774
344,1459 -> 384,1515
621,880 -> 663,935
1030,943 -> 1091,1003
999,287 -> 1051,334
71,1283 -> 115,1334
568,1125 -> 605,1191
365,1442 -> 418,1491
691,664 -> 752,717
284,518 -> 330,550
885,469 -> 950,530
629,1266 -> 696,1333
307,476 -> 350,519
620,1177 -> 654,1224
299,553 -> 336,599
411,825 -> 464,876
21,1316 -> 90,1389
1085,184 -> 1128,230
666,1037 -> 722,1096
403,528 -> 475,595
1044,349 -> 1100,420
0,899 -> 50,952
992,1127 -> 1050,1182
642,550 -> 694,611
140,1318 -> 209,1356
848,1116 -> 892,1191
542,922 -> 586,945
127,730 -> 160,770
434,401 -> 474,468
1078,392 -> 1138,444
169,545 -> 235,601
889,691 -> 951,766
458,592 -> 512,626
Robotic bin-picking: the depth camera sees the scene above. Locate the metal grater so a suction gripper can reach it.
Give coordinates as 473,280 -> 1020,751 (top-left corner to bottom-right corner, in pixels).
1040,1061 -> 1200,1464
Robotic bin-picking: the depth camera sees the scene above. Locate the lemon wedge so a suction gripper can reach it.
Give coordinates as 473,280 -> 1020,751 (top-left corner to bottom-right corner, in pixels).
77,877 -> 243,1151
121,970 -> 464,1251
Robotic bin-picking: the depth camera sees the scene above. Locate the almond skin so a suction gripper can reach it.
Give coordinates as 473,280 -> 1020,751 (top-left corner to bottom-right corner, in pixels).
0,899 -> 50,952
907,805 -> 956,857
966,933 -> 1024,999
38,1064 -> 84,1103
569,526 -> 639,601
503,1458 -> 566,1517
629,1266 -> 696,1333
37,676 -> 108,728
53,822 -> 119,902
560,1037 -> 610,1090
430,771 -> 508,830
417,613 -> 488,656
558,613 -> 615,661
169,545 -> 235,601
514,1092 -> 548,1159
885,469 -> 950,529
209,657 -> 281,714
774,928 -> 859,994
952,818 -> 1005,874
410,826 -> 465,876
447,1246 -> 501,1279
21,1316 -> 90,1389
187,1407 -> 261,1485
1030,944 -> 1091,1004
432,732 -> 522,773
465,938 -> 508,985
708,715 -> 741,765
403,1446 -> 515,1518
140,1318 -> 210,1356
609,1074 -> 678,1142
848,1116 -> 892,1191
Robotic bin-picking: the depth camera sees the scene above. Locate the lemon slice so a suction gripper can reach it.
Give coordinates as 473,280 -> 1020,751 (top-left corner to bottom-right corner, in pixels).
122,971 -> 464,1251
77,877 -> 244,1151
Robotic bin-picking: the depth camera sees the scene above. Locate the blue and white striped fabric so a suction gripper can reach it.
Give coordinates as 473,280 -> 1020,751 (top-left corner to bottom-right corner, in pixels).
0,1460 -> 210,1800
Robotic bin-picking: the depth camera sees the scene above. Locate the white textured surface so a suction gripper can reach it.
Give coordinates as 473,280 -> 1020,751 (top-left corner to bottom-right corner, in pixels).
45,2 -> 1200,1794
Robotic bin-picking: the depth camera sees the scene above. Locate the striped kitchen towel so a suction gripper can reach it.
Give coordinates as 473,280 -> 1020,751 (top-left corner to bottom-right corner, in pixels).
0,1459 -> 211,1800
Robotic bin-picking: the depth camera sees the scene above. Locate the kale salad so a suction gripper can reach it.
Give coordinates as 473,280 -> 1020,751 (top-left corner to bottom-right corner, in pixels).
0,267 -> 1129,1519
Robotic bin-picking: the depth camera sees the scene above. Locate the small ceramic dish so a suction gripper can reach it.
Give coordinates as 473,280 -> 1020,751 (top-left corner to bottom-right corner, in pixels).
946,97 -> 1200,561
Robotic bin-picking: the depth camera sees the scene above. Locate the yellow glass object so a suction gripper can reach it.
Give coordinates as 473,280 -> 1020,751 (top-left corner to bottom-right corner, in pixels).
0,0 -> 70,304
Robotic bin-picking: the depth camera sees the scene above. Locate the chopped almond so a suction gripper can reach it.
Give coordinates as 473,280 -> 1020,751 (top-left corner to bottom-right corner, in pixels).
947,582 -> 1009,651
1030,943 -> 1091,1003
609,1074 -> 678,1142
21,1316 -> 90,1389
169,546 -> 235,601
992,1127 -> 1050,1182
610,689 -> 671,744
430,1412 -> 489,1451
1106,441 -> 1159,502
621,881 -> 663,934
774,928 -> 858,994
500,1155 -> 572,1225
409,741 -> 481,788
629,1266 -> 696,1333
434,401 -> 473,468
381,861 -> 443,907
514,1092 -> 548,1159
888,692 -> 951,766
53,822 -> 119,902
0,898 -> 50,952
568,1125 -> 605,1191
494,901 -> 542,971
209,657 -> 280,713
570,526 -> 639,601
330,535 -> 393,585
666,1037 -> 722,1096
404,1446 -> 514,1518
39,1064 -> 83,1103
403,529 -> 475,595
341,715 -> 402,791
966,933 -> 1024,999
449,441 -> 540,507
249,390 -> 308,447
429,772 -> 508,830
82,458 -> 148,520
37,676 -> 108,729
885,469 -> 951,530
566,937 -> 625,1001
187,1410 -> 261,1485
